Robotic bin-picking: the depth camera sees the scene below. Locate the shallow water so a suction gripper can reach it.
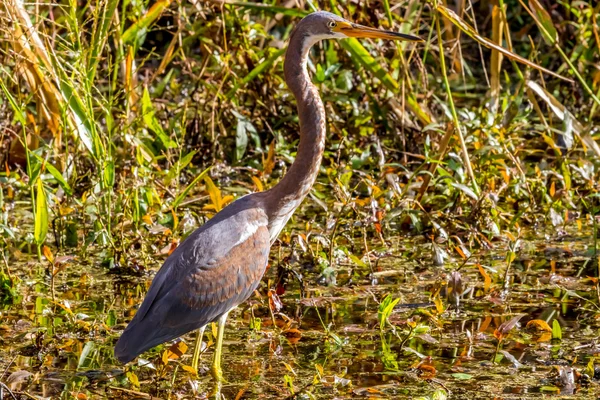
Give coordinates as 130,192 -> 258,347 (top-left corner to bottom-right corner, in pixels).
1,225 -> 598,399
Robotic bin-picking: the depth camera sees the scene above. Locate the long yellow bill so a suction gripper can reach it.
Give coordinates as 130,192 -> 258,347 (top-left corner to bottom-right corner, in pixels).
334,21 -> 423,42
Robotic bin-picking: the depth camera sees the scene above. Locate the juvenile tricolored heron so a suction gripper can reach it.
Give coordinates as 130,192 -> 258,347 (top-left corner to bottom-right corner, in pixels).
115,11 -> 422,380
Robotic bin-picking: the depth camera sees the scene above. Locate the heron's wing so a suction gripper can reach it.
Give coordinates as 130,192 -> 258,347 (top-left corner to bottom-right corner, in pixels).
115,202 -> 270,362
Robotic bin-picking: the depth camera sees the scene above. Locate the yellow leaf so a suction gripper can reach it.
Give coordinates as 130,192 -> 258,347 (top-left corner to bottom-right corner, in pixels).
142,214 -> 153,225
526,319 -> 552,332
315,363 -> 324,376
126,371 -> 140,388
171,209 -> 179,231
221,195 -> 234,208
550,181 -> 555,197
182,365 -> 198,375
204,176 -> 223,212
251,176 -> 263,192
211,322 -> 218,339
282,361 -> 296,375
166,341 -> 188,360
162,349 -> 169,365
42,245 -> 54,264
433,295 -> 445,314
477,264 -> 491,292
263,140 -> 276,176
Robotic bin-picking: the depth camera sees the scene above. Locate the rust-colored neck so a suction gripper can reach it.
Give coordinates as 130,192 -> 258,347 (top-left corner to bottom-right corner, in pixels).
263,27 -> 326,242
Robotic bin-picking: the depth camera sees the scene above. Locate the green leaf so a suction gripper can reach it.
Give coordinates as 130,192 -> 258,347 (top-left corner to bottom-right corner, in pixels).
44,160 -> 73,196
552,319 -> 562,340
103,159 -> 115,188
59,80 -> 96,157
232,111 -> 256,162
450,182 -> 479,200
348,253 -> 366,268
165,151 -> 197,184
0,74 -> 26,125
142,87 -> 177,149
77,341 -> 95,369
315,64 -> 326,83
378,294 -> 400,331
335,70 -> 353,92
451,373 -> 473,380
34,178 -> 49,246
528,0 -> 558,46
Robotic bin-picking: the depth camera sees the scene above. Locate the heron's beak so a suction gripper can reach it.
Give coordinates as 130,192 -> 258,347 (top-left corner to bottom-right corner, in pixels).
334,21 -> 423,42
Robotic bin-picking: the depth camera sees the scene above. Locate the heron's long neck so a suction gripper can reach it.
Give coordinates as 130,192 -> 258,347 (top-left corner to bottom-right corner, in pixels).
264,32 -> 326,241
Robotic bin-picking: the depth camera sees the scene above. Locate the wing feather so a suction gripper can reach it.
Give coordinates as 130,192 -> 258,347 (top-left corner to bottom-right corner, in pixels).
115,197 -> 270,363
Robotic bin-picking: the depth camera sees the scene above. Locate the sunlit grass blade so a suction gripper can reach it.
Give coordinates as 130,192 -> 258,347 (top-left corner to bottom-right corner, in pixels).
88,0 -> 119,83
122,0 -> 172,45
490,4 -> 504,112
435,16 -> 479,195
436,4 -> 573,83
142,87 -> 177,149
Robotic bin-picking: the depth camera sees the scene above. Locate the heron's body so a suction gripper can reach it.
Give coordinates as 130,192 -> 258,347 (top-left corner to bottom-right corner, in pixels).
115,10 -> 421,376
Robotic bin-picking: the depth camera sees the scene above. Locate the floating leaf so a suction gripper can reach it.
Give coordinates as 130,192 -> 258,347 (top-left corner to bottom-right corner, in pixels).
451,373 -> 473,380
526,319 -> 552,332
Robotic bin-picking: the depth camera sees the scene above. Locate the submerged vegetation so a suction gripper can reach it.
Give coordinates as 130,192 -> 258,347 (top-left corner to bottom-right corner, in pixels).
0,0 -> 599,398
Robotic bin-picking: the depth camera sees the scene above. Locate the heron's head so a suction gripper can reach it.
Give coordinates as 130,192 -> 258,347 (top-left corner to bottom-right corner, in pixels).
294,11 -> 423,43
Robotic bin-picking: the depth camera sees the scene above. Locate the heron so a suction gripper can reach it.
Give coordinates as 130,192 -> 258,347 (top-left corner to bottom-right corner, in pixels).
114,10 -> 422,381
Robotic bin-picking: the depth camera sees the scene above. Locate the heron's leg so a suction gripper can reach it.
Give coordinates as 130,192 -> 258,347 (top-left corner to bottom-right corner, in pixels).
191,325 -> 206,371
211,311 -> 229,382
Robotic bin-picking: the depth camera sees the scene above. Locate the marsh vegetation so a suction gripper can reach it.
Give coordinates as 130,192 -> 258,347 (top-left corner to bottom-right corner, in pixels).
0,0 -> 599,398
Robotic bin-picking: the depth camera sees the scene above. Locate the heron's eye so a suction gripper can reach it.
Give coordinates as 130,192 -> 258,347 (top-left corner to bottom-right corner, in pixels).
328,21 -> 337,29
